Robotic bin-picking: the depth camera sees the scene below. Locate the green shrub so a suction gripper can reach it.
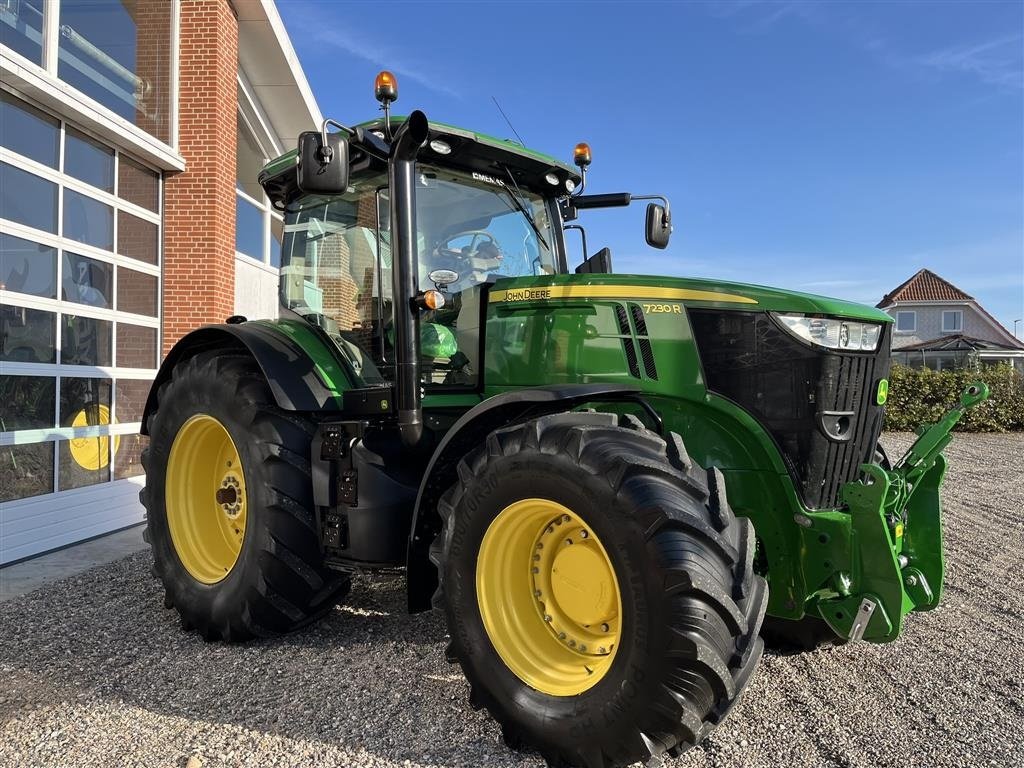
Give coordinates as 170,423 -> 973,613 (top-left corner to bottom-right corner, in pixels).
884,363 -> 1024,432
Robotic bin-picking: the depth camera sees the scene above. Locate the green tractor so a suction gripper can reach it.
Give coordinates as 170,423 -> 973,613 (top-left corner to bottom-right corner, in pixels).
141,72 -> 987,767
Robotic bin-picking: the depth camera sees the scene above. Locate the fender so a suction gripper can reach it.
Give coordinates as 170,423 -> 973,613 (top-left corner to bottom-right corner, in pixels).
406,382 -> 645,612
140,323 -> 350,435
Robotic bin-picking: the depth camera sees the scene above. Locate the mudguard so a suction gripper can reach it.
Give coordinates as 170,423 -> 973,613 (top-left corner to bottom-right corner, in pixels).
405,382 -> 646,612
140,322 -> 352,435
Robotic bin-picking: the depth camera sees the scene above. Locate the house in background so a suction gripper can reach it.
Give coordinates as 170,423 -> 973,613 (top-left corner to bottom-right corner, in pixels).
877,269 -> 1024,371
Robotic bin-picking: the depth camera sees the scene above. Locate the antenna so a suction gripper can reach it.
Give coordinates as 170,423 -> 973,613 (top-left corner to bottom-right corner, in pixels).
491,96 -> 526,146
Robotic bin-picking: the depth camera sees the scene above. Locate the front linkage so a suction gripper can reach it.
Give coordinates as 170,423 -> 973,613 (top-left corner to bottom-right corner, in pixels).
808,381 -> 990,642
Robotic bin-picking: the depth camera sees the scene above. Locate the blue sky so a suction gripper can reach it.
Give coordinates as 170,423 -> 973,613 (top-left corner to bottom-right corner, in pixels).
278,0 -> 1024,336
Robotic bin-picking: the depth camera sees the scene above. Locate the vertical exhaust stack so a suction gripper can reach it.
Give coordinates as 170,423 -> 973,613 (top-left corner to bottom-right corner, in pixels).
388,110 -> 430,450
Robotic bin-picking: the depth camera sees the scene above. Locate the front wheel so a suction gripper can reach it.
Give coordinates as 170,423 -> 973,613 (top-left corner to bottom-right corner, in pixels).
431,412 -> 767,768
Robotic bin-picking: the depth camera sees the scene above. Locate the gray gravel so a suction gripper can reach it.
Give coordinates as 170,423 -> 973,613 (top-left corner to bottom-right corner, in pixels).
1,433 -> 1022,768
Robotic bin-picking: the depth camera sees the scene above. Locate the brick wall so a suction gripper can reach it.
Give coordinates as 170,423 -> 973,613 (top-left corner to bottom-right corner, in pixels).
162,0 -> 239,356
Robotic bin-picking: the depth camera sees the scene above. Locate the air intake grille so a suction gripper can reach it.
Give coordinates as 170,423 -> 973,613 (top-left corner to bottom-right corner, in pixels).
689,310 -> 891,509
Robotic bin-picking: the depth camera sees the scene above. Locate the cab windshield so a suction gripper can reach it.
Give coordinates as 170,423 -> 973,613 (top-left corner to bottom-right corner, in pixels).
279,163 -> 559,385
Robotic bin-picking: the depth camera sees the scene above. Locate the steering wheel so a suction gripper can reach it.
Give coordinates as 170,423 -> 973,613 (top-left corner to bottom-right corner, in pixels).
431,230 -> 501,276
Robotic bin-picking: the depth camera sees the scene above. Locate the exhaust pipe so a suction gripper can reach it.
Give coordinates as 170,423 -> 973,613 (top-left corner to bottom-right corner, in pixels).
388,111 -> 430,450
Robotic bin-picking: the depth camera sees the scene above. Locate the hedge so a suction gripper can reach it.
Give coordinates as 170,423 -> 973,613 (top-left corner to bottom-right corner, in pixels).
884,363 -> 1024,432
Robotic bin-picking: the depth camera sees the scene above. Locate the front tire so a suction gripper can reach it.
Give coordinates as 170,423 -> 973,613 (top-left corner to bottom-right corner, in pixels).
142,350 -> 350,641
431,412 -> 767,768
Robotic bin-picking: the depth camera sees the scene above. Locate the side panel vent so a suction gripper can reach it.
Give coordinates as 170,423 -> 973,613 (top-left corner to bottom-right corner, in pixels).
615,304 -> 641,379
629,303 -> 658,380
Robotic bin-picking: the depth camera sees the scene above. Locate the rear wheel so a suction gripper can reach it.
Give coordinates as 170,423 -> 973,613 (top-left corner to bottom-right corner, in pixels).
431,412 -> 767,768
142,350 -> 350,641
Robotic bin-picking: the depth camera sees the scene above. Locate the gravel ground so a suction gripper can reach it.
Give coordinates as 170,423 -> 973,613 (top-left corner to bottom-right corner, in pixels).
1,433 -> 1022,768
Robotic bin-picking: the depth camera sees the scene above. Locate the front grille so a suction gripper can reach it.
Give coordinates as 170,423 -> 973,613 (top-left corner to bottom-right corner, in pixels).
690,310 -> 890,509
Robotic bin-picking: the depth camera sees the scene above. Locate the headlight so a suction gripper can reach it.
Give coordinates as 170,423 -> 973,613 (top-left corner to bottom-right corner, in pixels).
774,314 -> 882,351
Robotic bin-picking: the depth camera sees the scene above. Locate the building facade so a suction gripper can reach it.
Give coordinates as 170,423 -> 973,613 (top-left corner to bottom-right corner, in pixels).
877,269 -> 1024,371
1,0 -> 319,564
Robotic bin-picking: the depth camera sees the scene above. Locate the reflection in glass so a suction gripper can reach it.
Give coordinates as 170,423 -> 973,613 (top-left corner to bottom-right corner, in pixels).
62,252 -> 112,307
0,442 -> 54,502
64,128 -> 115,192
114,433 -> 147,479
0,307 -> 55,363
118,156 -> 160,212
63,189 -> 114,250
236,195 -> 264,259
0,0 -> 45,65
60,377 -> 112,426
0,233 -> 57,298
0,162 -> 57,233
270,216 -> 283,268
57,0 -> 172,142
61,316 -> 112,366
116,267 -> 157,316
237,115 -> 266,200
115,323 -> 157,369
117,210 -> 158,264
0,376 -> 55,432
59,438 -> 111,490
0,90 -> 58,167
114,379 -> 150,423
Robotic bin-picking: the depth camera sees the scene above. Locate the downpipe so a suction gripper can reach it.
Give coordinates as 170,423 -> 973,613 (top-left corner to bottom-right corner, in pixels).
388,111 -> 430,450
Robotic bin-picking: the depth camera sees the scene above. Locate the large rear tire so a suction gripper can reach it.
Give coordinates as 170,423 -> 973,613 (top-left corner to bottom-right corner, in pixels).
431,412 -> 767,768
141,350 -> 350,641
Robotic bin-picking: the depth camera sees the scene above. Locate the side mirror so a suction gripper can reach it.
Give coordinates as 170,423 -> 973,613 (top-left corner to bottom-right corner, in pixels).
296,130 -> 349,196
645,203 -> 671,249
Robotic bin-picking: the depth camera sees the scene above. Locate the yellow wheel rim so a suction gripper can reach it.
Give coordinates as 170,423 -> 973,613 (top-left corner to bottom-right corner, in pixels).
476,498 -> 622,696
69,405 -> 121,470
165,414 -> 247,584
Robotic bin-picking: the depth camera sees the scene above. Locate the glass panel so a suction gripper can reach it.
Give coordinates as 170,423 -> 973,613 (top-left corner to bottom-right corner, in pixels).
0,233 -> 57,298
62,251 -> 113,308
115,323 -> 156,368
0,90 -> 59,167
0,306 -> 55,363
114,433 -> 146,479
116,266 -> 157,316
0,0 -> 45,65
117,156 -> 159,212
270,216 -> 283,268
114,378 -> 149,423
236,115 -> 266,201
64,127 -> 115,192
63,189 -> 114,250
59,438 -> 110,490
61,316 -> 113,366
57,0 -> 172,142
0,162 -> 57,232
236,194 -> 264,259
117,210 -> 158,264
59,377 -> 111,425
0,442 -> 54,502
58,377 -> 113,490
0,375 -> 55,431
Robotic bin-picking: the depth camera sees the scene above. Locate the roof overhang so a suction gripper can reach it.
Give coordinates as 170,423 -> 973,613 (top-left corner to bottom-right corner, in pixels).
234,0 -> 321,152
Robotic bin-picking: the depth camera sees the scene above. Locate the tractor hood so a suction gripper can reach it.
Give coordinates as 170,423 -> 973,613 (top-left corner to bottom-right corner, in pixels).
490,272 -> 893,324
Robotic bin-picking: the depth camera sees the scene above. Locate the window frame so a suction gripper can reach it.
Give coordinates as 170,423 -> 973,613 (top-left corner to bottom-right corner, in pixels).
895,310 -> 916,333
235,77 -> 284,270
941,309 -> 963,334
0,88 -> 162,499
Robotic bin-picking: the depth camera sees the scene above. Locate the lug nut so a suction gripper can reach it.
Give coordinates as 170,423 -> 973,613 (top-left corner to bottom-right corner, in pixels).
598,647 -> 606,654
558,632 -> 566,640
580,530 -> 589,539
534,590 -> 542,598
568,639 -> 576,647
532,567 -> 539,574
579,645 -> 587,652
562,515 -> 570,522
533,554 -> 541,561
544,614 -> 552,623
565,539 -> 573,546
601,623 -> 610,632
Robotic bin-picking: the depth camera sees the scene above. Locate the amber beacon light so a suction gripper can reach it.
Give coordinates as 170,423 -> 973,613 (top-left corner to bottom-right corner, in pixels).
375,70 -> 398,104
573,142 -> 592,168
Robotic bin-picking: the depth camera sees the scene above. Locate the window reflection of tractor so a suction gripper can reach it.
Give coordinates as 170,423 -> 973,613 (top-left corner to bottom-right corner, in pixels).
140,72 -> 987,768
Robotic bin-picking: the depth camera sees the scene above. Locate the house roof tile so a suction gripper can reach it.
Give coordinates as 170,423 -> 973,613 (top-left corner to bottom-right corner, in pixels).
876,268 -> 974,308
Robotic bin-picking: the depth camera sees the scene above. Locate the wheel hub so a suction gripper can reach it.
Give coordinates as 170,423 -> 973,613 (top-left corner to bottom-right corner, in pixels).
166,414 -> 248,584
476,498 -> 622,696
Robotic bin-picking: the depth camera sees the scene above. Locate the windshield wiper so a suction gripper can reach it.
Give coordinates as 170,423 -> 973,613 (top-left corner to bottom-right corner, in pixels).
496,165 -> 550,252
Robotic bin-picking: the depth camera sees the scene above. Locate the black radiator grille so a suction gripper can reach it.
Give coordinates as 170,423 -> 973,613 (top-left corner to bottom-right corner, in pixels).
689,310 -> 891,509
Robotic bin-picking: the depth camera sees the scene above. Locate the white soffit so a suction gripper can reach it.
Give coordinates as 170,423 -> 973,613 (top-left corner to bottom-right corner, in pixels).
234,0 -> 322,151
